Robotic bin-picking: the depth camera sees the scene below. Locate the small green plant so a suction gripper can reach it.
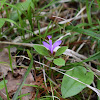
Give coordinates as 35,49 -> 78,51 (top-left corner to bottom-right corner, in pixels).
33,35 -> 67,66
0,80 -> 8,90
61,66 -> 94,98
33,35 -> 95,98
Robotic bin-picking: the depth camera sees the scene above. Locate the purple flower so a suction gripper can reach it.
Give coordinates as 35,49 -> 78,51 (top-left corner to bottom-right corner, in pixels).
43,35 -> 62,54
47,35 -> 52,39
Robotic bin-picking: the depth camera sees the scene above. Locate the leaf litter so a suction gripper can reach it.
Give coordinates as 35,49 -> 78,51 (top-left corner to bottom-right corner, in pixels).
0,48 -> 16,79
0,47 -> 61,99
0,69 -> 34,100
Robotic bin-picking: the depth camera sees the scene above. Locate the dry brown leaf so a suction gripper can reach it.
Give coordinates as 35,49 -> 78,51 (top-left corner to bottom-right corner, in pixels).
0,48 -> 16,79
0,69 -> 34,100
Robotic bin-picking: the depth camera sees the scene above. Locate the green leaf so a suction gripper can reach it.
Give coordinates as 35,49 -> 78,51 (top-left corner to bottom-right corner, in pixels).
0,80 -> 8,90
15,0 -> 34,11
61,66 -> 94,98
55,46 -> 68,56
10,10 -> 22,21
97,0 -> 100,8
10,0 -> 34,21
0,96 -> 3,100
27,49 -> 32,59
3,18 -> 19,27
45,56 -> 53,61
0,18 -> 5,28
33,45 -> 49,56
53,58 -> 65,66
0,0 -> 6,9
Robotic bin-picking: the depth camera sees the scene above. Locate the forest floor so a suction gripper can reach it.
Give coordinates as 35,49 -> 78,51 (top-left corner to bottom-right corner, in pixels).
0,0 -> 100,100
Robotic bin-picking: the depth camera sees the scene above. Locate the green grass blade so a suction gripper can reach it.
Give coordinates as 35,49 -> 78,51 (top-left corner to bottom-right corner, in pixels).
36,0 -> 56,13
27,3 -> 33,32
97,0 -> 100,8
37,21 -> 41,43
86,0 -> 94,25
97,41 -> 100,100
17,10 -> 25,39
12,57 -> 33,100
66,25 -> 100,40
3,76 -> 9,100
82,51 -> 100,62
2,18 -> 19,27
0,0 -> 6,9
17,93 -> 30,99
0,18 -> 5,28
44,21 -> 52,39
8,46 -> 14,74
97,64 -> 100,100
0,96 -> 3,100
2,2 -> 23,15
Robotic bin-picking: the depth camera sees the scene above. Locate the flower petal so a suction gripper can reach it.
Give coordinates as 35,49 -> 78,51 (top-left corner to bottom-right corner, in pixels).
47,35 -> 52,39
50,48 -> 53,54
49,40 -> 53,53
49,40 -> 52,46
42,41 -> 50,50
53,40 -> 62,50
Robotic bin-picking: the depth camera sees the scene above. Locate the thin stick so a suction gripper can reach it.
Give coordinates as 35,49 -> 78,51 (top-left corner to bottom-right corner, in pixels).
0,41 -> 34,47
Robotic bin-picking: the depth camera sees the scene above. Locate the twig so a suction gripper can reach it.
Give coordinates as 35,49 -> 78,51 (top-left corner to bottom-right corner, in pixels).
0,41 -> 34,47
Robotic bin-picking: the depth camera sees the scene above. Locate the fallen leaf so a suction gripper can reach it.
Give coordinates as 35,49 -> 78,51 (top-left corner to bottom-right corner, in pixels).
0,48 -> 16,79
0,69 -> 34,100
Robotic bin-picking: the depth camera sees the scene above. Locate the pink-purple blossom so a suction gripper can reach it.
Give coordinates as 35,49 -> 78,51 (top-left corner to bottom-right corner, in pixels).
42,35 -> 62,54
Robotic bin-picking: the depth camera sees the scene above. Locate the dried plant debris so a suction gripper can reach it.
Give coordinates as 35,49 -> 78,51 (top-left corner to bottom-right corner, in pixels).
0,48 -> 16,79
0,69 -> 34,100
